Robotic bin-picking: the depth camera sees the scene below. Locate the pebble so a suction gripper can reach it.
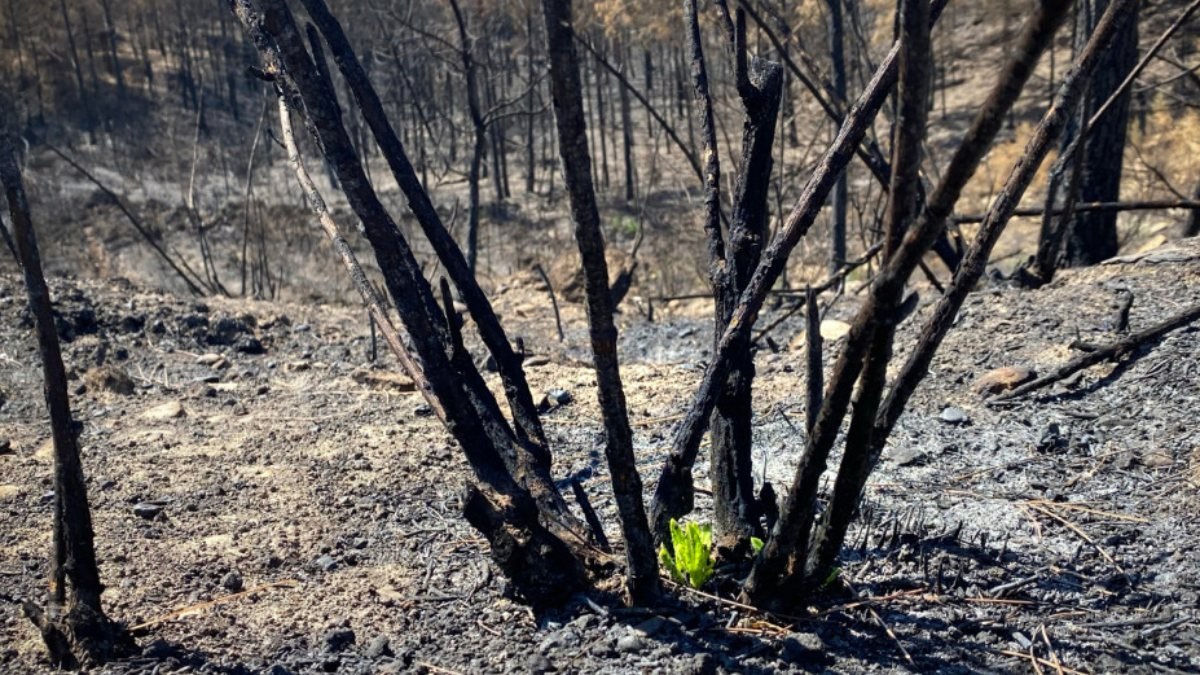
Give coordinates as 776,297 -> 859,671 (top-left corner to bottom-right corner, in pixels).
365,635 -> 393,659
142,400 -> 186,421
891,446 -> 926,466
313,554 -> 338,572
221,571 -> 244,593
939,407 -> 969,425
133,501 -> 165,519
0,439 -> 11,455
971,366 -> 1035,396
615,633 -> 645,654
324,628 -> 356,653
236,336 -> 266,355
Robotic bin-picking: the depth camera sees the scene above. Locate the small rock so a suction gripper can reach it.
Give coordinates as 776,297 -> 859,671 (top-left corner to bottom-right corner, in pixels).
0,439 -> 11,455
819,319 -> 851,340
972,366 -> 1035,396
221,571 -> 244,593
196,353 -> 224,366
891,446 -> 926,467
235,336 -> 266,355
1036,423 -> 1067,453
615,633 -> 644,654
365,635 -> 393,659
414,403 -> 433,417
538,389 -> 573,412
133,501 -> 165,519
313,554 -> 338,572
324,628 -> 356,653
142,400 -> 185,421
939,407 -> 968,425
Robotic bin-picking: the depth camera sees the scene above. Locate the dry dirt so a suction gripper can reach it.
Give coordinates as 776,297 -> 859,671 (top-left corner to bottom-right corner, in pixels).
1,238 -> 1199,674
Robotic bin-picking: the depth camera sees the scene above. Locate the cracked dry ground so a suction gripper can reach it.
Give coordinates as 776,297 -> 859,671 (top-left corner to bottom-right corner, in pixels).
1,238 -> 1199,674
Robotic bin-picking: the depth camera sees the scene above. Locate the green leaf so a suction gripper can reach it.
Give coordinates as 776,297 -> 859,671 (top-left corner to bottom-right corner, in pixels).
750,536 -> 764,554
660,518 -> 715,589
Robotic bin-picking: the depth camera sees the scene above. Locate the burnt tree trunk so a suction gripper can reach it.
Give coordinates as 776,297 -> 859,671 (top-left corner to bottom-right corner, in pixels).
2,132 -> 131,668
707,11 -> 783,551
827,0 -> 849,273
1061,0 -> 1137,266
540,0 -> 660,604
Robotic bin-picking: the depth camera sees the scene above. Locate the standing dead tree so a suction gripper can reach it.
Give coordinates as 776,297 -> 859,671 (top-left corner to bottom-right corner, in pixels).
540,0 -> 661,602
2,132 -> 132,667
682,0 -> 784,552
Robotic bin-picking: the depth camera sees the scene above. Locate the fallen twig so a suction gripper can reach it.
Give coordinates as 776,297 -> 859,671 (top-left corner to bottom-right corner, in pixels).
998,649 -> 1088,675
995,301 -> 1200,402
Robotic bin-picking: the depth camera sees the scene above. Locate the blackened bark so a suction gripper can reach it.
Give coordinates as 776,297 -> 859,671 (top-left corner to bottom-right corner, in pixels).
447,0 -> 489,275
2,133 -> 130,668
540,0 -> 660,604
827,0 -> 849,272
1189,181 -> 1200,237
1062,0 -> 1137,266
619,44 -> 636,202
708,14 -> 783,550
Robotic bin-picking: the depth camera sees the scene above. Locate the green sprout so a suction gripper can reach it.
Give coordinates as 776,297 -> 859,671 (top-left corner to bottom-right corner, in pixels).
821,566 -> 842,590
750,536 -> 765,555
658,519 -> 715,589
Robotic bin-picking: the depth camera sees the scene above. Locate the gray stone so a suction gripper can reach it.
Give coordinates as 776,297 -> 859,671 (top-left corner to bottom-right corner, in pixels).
365,635 -> 393,659
324,628 -> 356,653
939,407 -> 969,425
891,446 -> 926,466
221,571 -> 243,593
133,501 -> 165,519
616,633 -> 645,654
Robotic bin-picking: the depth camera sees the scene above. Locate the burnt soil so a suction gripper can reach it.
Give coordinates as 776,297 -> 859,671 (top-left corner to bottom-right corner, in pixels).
2,239 -> 1199,674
